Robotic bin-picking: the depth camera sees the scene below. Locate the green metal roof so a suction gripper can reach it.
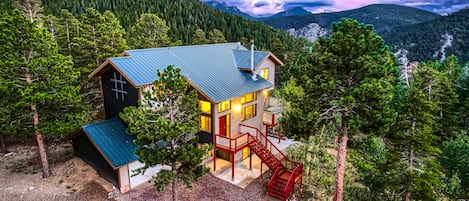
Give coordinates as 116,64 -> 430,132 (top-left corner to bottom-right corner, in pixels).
82,118 -> 137,168
232,49 -> 269,69
105,43 -> 273,103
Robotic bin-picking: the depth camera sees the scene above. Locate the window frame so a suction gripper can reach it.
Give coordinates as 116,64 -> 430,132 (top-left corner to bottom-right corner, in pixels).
199,115 -> 211,132
241,104 -> 257,121
218,100 -> 231,113
199,100 -> 211,114
240,92 -> 257,104
260,68 -> 269,80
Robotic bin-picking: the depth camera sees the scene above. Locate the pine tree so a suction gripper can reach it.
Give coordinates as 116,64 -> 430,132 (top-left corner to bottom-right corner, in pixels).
120,65 -> 207,201
72,8 -> 127,115
391,64 -> 444,201
280,19 -> 398,201
128,13 -> 171,49
56,9 -> 79,55
0,10 -> 91,177
208,29 -> 227,43
192,29 -> 209,45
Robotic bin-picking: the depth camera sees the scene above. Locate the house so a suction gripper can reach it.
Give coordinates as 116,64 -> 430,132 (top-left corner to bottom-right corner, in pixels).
72,42 -> 297,194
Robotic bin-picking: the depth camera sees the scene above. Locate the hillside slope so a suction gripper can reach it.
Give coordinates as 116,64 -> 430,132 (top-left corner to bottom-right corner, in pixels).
384,8 -> 469,64
263,4 -> 439,34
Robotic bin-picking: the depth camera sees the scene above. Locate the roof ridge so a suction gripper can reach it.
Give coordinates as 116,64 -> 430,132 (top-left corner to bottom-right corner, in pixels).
126,42 -> 243,53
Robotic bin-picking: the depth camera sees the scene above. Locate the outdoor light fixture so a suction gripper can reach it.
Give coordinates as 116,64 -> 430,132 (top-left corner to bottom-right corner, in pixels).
234,105 -> 241,112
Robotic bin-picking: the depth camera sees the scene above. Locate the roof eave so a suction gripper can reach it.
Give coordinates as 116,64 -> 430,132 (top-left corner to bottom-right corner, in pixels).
88,59 -> 140,88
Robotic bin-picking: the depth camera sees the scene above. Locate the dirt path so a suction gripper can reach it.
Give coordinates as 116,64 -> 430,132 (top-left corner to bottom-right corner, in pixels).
0,143 -> 283,201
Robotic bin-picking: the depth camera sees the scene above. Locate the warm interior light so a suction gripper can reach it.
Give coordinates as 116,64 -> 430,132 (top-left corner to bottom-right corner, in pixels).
263,89 -> 268,96
234,105 -> 241,112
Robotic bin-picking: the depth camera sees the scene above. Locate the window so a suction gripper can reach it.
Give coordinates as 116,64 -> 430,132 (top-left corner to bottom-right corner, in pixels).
218,100 -> 231,112
199,100 -> 211,114
199,115 -> 211,131
260,68 -> 269,80
240,92 -> 257,104
110,72 -> 127,101
241,104 -> 257,121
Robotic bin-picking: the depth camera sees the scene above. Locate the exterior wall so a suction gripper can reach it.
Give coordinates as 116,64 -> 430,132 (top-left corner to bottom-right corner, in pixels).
72,133 -> 118,186
101,67 -> 139,119
128,161 -> 169,189
254,58 -> 276,90
118,165 -> 130,193
214,90 -> 268,161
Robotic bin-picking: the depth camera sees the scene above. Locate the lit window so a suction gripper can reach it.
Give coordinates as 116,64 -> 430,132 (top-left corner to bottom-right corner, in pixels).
260,68 -> 269,80
200,115 -> 211,131
240,92 -> 257,104
218,100 -> 231,112
199,101 -> 211,114
241,104 -> 257,121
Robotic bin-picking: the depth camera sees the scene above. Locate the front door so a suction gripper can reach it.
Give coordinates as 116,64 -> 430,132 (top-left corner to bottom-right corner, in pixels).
219,115 -> 227,137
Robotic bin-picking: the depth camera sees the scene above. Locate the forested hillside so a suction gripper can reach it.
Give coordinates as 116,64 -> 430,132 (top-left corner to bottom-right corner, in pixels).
263,4 -> 439,34
0,0 -> 300,51
384,8 -> 469,64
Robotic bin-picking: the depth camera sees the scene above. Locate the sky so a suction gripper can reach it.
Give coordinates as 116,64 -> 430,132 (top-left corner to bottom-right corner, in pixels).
203,0 -> 469,17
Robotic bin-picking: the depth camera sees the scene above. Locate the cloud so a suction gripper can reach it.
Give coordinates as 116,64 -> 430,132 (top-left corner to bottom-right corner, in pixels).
203,0 -> 468,16
253,1 -> 269,7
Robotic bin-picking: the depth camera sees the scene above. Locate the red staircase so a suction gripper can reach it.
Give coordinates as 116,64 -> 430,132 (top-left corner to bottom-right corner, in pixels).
240,124 -> 303,201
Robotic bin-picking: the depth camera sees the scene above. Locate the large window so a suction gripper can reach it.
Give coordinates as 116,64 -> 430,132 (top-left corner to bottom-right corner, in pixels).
218,100 -> 231,112
240,92 -> 257,104
199,115 -> 211,131
241,104 -> 257,121
199,100 -> 211,114
260,68 -> 269,80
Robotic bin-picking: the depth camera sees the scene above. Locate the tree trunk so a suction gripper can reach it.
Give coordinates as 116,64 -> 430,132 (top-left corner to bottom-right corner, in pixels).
172,180 -> 177,201
333,134 -> 348,201
26,73 -> 50,178
36,132 -> 50,178
405,149 -> 414,201
0,135 -> 6,153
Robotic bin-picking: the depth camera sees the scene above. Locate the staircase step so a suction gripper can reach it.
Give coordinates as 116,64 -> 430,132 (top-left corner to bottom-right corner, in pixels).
268,190 -> 285,200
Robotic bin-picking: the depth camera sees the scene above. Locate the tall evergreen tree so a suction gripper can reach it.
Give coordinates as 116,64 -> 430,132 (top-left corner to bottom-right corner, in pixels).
0,10 -> 91,177
208,29 -> 227,43
73,8 -> 127,74
56,9 -> 79,55
192,29 -> 209,45
128,13 -> 171,49
280,19 -> 398,201
120,65 -> 207,201
391,64 -> 444,201
15,0 -> 43,22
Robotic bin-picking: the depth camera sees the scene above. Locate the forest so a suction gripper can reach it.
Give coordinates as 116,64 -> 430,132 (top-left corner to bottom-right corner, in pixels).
1,0 -> 469,200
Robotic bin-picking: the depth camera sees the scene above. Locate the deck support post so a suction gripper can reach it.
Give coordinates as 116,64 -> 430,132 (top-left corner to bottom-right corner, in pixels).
213,149 -> 216,171
249,149 -> 252,170
231,152 -> 235,181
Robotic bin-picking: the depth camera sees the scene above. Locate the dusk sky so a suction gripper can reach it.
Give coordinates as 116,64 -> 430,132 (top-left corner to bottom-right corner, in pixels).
203,0 -> 469,17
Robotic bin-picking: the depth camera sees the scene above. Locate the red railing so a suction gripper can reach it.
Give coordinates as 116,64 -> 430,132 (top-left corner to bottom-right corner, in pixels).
267,166 -> 282,194
214,132 -> 250,152
283,163 -> 303,200
239,124 -> 300,171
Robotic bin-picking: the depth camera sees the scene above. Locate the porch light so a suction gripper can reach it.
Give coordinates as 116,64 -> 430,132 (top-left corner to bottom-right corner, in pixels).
263,89 -> 268,96
234,105 -> 241,112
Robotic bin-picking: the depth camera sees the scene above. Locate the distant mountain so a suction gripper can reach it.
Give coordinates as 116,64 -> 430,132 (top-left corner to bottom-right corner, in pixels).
384,8 -> 469,64
263,4 -> 440,35
267,7 -> 311,19
204,1 -> 255,20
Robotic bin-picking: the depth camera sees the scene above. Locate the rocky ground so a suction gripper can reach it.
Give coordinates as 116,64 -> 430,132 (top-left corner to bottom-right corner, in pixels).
0,142 -> 282,201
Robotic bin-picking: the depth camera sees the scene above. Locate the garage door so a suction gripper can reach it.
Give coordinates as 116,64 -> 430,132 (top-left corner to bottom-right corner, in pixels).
128,161 -> 168,189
